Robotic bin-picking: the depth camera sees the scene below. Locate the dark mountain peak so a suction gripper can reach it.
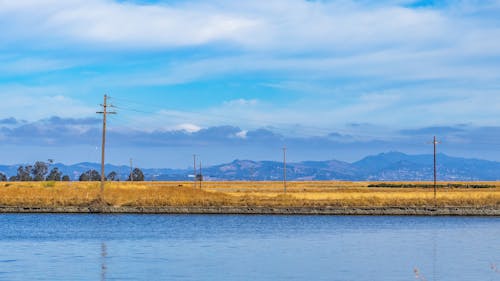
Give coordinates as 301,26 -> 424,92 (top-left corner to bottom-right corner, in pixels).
356,151 -> 408,162
297,159 -> 352,170
353,151 -> 412,172
231,159 -> 258,165
214,159 -> 261,173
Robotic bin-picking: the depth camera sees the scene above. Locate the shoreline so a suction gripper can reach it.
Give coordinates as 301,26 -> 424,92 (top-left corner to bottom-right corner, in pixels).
0,206 -> 498,216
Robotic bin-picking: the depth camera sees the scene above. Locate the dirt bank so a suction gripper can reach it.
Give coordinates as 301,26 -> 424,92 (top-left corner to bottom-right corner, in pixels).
0,205 -> 498,216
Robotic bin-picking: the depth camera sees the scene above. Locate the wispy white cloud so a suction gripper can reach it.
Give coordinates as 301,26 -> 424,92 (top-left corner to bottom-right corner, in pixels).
0,0 -> 259,49
173,123 -> 201,133
0,0 -> 498,54
223,99 -> 258,107
0,85 -> 95,120
0,57 -> 73,75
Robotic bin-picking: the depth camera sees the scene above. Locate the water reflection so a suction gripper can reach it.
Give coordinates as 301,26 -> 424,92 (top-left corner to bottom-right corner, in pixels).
432,228 -> 437,281
101,242 -> 107,281
0,215 -> 497,281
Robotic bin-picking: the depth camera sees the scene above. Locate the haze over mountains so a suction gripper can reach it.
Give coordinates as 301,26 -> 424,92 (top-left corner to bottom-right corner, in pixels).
1,152 -> 500,181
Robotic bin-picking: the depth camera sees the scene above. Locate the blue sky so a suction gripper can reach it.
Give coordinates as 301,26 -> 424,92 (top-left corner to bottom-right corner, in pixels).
0,0 -> 500,168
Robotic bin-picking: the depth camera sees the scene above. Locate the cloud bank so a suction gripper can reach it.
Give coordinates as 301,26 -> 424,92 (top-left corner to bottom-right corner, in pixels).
1,116 -> 499,166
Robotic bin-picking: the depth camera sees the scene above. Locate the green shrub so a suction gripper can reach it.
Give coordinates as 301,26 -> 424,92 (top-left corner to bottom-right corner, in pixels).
368,183 -> 495,189
43,181 -> 56,188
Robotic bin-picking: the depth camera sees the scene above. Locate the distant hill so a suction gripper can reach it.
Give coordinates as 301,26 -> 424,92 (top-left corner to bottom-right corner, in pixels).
1,152 -> 500,181
352,152 -> 500,181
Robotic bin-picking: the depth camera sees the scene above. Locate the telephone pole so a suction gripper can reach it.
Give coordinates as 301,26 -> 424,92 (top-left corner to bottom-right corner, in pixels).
97,94 -> 116,195
430,136 -> 441,201
129,158 -> 133,182
199,160 -> 202,189
193,154 -> 197,188
283,146 -> 287,193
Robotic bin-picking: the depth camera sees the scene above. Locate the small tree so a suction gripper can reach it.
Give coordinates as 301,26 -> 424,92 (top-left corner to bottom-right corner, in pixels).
107,171 -> 118,181
79,173 -> 89,181
195,174 -> 203,181
0,173 -> 7,181
46,167 -> 62,181
127,168 -> 145,181
17,165 -> 32,181
62,175 -> 70,181
32,161 -> 49,181
79,169 -> 101,181
8,176 -> 16,182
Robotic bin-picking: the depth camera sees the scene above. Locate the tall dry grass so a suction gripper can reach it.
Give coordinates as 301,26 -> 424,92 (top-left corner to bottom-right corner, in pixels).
0,181 -> 498,208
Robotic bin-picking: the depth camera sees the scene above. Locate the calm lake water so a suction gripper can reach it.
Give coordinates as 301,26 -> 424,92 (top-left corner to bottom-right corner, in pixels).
0,214 -> 498,281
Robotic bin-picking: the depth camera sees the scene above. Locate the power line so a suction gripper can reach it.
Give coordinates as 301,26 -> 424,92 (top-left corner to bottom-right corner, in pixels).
110,96 -> 381,138
109,96 -> 500,148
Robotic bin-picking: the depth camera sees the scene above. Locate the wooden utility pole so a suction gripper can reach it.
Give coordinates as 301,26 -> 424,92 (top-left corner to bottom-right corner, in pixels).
130,158 -> 134,182
193,154 -> 197,188
430,136 -> 441,201
199,160 -> 202,189
97,94 -> 116,195
283,146 -> 287,193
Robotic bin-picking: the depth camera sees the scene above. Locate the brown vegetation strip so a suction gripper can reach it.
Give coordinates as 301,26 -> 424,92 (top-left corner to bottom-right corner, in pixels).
0,181 -> 498,210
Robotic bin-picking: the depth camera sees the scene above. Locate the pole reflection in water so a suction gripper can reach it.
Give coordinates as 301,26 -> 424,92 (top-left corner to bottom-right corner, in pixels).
414,228 -> 438,281
101,242 -> 107,281
432,228 -> 437,281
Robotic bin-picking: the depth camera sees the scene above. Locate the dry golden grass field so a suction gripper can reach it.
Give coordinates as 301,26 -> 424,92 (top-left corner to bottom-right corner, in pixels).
0,181 -> 499,208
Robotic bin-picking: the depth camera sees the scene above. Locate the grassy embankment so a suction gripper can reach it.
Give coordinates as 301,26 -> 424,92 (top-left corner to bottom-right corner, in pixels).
0,181 -> 499,208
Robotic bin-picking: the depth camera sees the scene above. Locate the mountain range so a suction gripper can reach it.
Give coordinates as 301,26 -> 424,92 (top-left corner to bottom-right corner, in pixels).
1,152 -> 500,181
